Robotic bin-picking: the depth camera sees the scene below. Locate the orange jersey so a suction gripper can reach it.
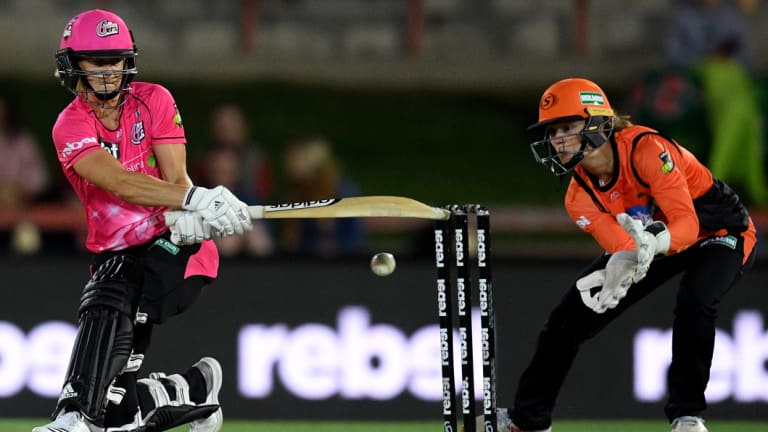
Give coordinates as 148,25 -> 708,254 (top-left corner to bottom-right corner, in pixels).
565,125 -> 756,261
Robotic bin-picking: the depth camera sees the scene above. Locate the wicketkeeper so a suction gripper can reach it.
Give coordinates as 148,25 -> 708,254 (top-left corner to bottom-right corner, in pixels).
495,78 -> 757,432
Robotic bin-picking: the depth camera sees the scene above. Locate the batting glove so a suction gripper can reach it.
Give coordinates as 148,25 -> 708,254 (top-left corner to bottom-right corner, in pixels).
166,211 -> 212,245
181,185 -> 252,236
616,213 -> 670,283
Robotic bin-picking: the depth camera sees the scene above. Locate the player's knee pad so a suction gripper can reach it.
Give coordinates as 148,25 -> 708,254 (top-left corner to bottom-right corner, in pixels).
55,255 -> 142,422
81,254 -> 143,315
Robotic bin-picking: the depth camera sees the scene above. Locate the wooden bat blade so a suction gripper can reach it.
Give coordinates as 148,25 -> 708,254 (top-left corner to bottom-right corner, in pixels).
248,196 -> 450,220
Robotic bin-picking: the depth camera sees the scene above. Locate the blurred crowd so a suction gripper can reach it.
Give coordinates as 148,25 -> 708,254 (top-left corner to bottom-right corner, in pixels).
622,0 -> 766,208
0,96 -> 367,258
1,0 -> 766,258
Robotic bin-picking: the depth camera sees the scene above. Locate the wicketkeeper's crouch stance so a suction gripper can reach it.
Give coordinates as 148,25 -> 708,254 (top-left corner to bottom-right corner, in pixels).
498,78 -> 757,432
35,8 -> 253,432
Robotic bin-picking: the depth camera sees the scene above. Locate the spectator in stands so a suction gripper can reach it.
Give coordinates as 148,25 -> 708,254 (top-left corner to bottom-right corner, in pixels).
196,146 -> 274,257
696,37 -> 767,207
662,0 -> 766,207
664,0 -> 752,69
278,135 -> 366,256
0,87 -> 49,254
194,103 -> 275,257
196,103 -> 273,203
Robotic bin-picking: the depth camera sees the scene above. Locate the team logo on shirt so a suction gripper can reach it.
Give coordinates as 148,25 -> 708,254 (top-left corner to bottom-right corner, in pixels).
659,151 -> 675,174
131,121 -> 145,144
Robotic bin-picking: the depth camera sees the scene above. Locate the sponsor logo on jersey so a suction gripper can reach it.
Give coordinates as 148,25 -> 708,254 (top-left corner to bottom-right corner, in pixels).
130,120 -> 145,144
96,20 -> 120,38
575,215 -> 591,229
61,136 -> 98,159
100,140 -> 120,159
579,92 -> 606,106
625,205 -> 653,225
659,151 -> 675,174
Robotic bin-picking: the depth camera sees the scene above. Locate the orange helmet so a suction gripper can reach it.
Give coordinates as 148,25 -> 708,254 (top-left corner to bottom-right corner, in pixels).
528,78 -> 614,130
528,78 -> 616,175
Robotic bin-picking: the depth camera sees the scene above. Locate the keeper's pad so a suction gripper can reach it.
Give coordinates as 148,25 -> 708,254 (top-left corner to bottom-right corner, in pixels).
55,255 -> 142,423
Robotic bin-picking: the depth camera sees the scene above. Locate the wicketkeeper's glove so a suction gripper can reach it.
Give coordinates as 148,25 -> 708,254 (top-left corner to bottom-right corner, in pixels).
577,250 -> 637,314
616,213 -> 670,283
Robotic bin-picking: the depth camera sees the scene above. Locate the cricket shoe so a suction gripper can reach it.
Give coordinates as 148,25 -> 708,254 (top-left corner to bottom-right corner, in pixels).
32,410 -> 100,432
671,416 -> 708,432
189,357 -> 223,432
465,408 -> 552,432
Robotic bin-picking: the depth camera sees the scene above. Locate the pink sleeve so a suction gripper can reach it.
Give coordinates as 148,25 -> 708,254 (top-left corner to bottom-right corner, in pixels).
149,85 -> 186,144
52,114 -> 101,170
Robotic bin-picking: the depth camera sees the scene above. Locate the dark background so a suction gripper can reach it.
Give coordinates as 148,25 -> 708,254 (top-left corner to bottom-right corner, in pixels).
1,256 -> 765,420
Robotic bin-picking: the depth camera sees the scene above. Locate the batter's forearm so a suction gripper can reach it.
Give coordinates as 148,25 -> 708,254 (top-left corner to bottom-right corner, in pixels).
109,171 -> 189,208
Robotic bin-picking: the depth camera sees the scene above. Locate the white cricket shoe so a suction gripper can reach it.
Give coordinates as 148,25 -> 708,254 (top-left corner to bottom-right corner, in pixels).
470,407 -> 552,432
190,357 -> 223,432
32,411 -> 98,432
671,416 -> 708,432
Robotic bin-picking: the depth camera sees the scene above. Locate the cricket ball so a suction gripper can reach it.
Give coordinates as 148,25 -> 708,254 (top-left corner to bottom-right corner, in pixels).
370,252 -> 396,277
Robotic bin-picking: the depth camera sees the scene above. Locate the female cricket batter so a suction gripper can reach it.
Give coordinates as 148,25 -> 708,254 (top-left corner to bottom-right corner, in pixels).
500,78 -> 756,432
34,9 -> 252,432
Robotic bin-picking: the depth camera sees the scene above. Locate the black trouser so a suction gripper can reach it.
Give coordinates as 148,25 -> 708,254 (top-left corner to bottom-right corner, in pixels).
511,234 -> 755,430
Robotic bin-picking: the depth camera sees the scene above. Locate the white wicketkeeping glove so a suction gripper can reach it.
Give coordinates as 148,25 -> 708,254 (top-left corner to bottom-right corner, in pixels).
181,185 -> 252,235
166,211 -> 212,245
616,213 -> 670,283
576,250 -> 637,314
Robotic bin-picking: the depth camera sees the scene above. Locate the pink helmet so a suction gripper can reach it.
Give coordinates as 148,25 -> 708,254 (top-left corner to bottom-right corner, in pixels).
55,9 -> 138,100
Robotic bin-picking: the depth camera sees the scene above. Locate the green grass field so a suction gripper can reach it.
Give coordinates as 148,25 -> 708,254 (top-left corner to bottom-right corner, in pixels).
6,419 -> 768,431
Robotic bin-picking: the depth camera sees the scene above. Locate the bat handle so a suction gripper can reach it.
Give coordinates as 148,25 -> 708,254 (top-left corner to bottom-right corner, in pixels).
247,205 -> 264,219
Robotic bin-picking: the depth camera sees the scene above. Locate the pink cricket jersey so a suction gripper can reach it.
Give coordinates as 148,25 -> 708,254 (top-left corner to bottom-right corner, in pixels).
53,82 -> 186,252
